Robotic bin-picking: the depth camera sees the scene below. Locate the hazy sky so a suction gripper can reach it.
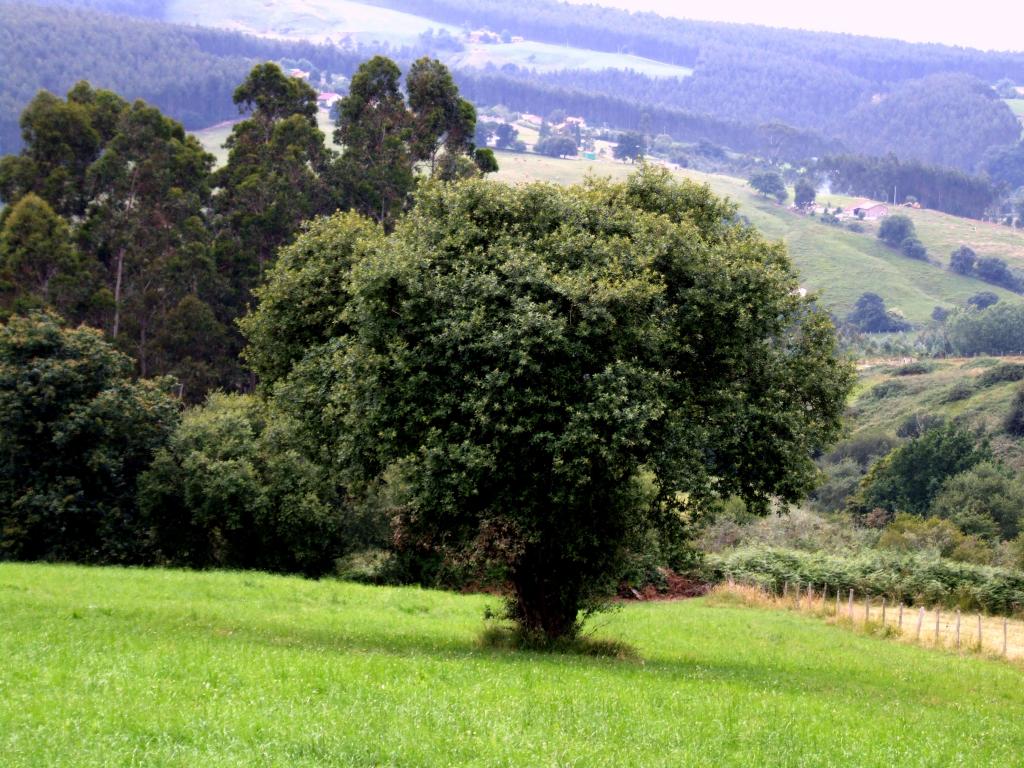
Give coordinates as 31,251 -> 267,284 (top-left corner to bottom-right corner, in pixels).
563,0 -> 1023,52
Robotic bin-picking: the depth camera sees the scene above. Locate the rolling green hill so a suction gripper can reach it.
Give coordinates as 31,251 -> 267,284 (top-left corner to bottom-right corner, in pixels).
492,152 -> 1024,324
3,563 -> 1023,767
847,357 -> 1024,468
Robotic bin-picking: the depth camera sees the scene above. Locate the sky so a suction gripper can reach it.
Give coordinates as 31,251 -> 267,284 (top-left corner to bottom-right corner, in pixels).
563,0 -> 1024,53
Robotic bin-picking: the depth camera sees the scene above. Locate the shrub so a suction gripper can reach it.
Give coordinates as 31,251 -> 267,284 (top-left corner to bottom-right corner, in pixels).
892,361 -> 934,376
810,458 -> 864,513
949,245 -> 977,275
869,379 -> 907,399
704,546 -> 1024,614
896,412 -> 944,438
825,431 -> 899,468
0,313 -> 179,563
900,237 -> 928,260
931,461 -> 1024,541
878,215 -> 916,247
977,362 -> 1024,387
851,423 -> 991,516
878,513 -> 994,564
1004,385 -> 1024,436
848,292 -> 912,333
137,393 -> 376,576
947,304 -> 1024,355
931,306 -> 950,322
966,291 -> 999,310
940,380 -> 974,403
846,221 -> 864,233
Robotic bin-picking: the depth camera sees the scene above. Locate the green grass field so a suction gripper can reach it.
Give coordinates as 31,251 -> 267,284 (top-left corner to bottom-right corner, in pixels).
3,563 -> 1024,766
493,152 -> 1024,323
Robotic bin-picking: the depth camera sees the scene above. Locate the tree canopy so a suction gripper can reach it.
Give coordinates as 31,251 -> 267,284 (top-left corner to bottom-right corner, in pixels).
243,166 -> 852,640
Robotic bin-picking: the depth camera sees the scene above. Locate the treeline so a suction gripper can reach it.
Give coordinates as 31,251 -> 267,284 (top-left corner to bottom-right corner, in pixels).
822,155 -> 998,219
0,3 -> 370,153
454,71 -> 841,162
0,57 -> 489,401
366,0 -> 1024,84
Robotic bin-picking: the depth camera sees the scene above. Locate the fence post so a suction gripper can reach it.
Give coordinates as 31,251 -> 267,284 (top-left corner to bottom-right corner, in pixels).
935,608 -> 941,644
848,589 -> 854,619
1004,617 -> 1009,657
865,596 -> 871,625
898,603 -> 904,631
783,581 -> 789,599
835,587 -> 840,616
916,606 -> 924,641
956,609 -> 961,650
796,583 -> 802,610
881,597 -> 887,627
977,614 -> 982,650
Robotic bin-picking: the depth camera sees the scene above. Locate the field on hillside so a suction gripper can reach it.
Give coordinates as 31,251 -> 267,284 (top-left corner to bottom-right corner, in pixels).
166,0 -> 460,47
195,110 -> 339,166
450,40 -> 693,78
493,152 -> 1024,323
849,357 -> 1024,467
3,564 -> 1024,767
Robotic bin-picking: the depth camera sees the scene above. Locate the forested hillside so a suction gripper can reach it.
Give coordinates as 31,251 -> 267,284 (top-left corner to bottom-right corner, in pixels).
0,3 -> 367,153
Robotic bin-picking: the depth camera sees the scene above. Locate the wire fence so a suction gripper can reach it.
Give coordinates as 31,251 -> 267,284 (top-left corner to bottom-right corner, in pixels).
719,577 -> 1024,661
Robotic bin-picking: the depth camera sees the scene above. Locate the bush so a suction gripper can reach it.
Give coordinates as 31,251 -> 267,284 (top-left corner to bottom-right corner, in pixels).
846,221 -> 864,233
900,237 -> 928,260
878,513 -> 994,564
810,459 -> 865,513
966,291 -> 999,310
704,545 -> 1024,614
940,380 -> 974,403
892,361 -> 934,376
949,245 -> 977,275
931,306 -> 950,322
977,362 -> 1024,387
137,393 -> 378,576
1004,385 -> 1024,436
0,313 -> 179,563
851,423 -> 990,516
825,431 -> 899,468
931,462 -> 1024,541
896,412 -> 944,438
878,215 -> 916,247
869,379 -> 907,399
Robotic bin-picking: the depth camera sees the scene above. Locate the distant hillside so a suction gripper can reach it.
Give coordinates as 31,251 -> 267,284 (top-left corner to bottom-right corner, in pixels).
0,2 -> 368,153
488,150 -> 1024,324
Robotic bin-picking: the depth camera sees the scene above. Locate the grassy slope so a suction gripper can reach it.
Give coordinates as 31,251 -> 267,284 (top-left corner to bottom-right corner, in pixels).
493,152 -> 1024,323
849,357 -> 1024,467
3,563 -> 1024,767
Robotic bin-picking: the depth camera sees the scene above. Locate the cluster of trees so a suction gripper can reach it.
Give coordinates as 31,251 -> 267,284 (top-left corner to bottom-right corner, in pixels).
948,245 -> 1023,292
749,171 -> 787,203
877,216 -> 928,261
945,303 -> 1024,355
846,293 -> 912,333
822,155 -> 999,220
0,164 -> 853,641
0,58 -> 492,400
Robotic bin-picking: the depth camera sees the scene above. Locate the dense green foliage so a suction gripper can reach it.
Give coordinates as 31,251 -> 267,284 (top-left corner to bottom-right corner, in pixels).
0,313 -> 179,563
823,155 -> 998,219
244,166 -> 852,638
137,394 -> 367,576
846,292 -> 911,333
851,423 -> 991,517
947,304 -> 1024,355
707,545 -> 1024,614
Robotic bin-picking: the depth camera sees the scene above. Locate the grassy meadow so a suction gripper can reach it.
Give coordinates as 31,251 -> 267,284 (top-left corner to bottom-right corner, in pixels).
4,563 -> 1024,767
493,152 -> 1024,323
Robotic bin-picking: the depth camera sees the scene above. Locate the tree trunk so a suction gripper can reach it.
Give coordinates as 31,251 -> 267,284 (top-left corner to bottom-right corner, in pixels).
509,550 -> 585,642
112,247 -> 125,339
